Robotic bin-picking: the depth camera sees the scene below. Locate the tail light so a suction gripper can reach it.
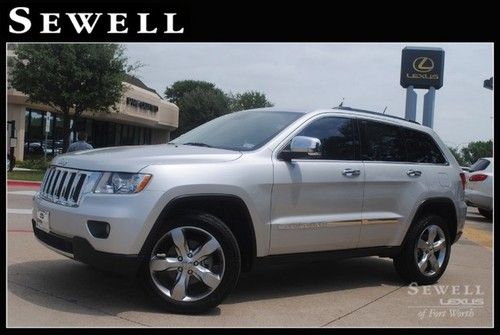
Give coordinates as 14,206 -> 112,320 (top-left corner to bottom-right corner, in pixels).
469,174 -> 488,182
459,172 -> 466,190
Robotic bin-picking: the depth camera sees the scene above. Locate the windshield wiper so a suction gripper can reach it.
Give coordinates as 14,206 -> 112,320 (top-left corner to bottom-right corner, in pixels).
182,142 -> 214,148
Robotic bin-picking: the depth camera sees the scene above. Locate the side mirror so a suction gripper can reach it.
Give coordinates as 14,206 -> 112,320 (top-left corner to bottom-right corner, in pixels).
279,136 -> 322,161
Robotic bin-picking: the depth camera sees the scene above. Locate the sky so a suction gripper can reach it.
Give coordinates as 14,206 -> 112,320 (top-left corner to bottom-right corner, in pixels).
124,43 -> 494,148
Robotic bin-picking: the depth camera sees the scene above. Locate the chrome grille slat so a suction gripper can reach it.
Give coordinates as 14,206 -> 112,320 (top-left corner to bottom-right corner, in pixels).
58,172 -> 71,201
67,172 -> 81,201
38,166 -> 93,207
73,174 -> 88,203
43,169 -> 53,193
52,171 -> 65,201
49,170 -> 61,195
42,169 -> 54,193
63,172 -> 77,200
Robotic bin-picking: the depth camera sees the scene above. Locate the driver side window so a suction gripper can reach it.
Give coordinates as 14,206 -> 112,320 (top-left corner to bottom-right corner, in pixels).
287,117 -> 356,160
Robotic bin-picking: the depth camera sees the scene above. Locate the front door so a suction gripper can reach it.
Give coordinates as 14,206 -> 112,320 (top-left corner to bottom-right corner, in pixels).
270,115 -> 364,254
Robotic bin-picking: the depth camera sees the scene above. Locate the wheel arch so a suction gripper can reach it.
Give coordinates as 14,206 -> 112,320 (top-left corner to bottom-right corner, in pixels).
404,197 -> 458,245
139,194 -> 257,272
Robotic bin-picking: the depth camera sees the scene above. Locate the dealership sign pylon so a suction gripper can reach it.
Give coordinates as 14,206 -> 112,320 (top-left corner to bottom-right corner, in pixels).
401,46 -> 445,128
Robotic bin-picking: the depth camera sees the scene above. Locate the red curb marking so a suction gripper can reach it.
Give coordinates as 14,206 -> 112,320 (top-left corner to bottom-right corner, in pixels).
7,180 -> 41,188
8,229 -> 34,233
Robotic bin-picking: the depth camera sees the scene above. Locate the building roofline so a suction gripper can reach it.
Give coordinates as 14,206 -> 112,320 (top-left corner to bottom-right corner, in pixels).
123,74 -> 163,99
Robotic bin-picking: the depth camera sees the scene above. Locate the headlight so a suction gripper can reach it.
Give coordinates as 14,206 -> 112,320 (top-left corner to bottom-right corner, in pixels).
94,172 -> 152,194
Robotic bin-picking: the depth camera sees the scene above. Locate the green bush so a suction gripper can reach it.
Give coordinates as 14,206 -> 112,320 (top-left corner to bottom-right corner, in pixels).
16,159 -> 51,171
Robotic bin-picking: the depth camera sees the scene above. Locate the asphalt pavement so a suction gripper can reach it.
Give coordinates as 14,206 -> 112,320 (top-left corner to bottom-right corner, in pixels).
7,184 -> 493,327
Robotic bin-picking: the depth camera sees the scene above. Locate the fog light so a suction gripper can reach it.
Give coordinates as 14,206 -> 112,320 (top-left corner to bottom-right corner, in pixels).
87,220 -> 110,239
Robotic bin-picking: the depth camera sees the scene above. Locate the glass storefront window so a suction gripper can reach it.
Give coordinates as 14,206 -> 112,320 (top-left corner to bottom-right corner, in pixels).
25,109 -> 66,159
139,127 -> 145,145
24,108 -> 157,159
115,124 -> 122,146
121,125 -> 129,145
107,123 -> 116,147
24,109 -> 45,158
144,129 -> 152,144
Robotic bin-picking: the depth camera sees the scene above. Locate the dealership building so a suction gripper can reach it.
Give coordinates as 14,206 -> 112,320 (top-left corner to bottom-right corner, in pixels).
7,45 -> 179,161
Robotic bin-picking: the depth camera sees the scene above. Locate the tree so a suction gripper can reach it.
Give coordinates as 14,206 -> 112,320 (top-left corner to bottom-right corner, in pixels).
165,80 -> 216,104
460,140 -> 493,165
165,81 -> 275,137
228,91 -> 274,112
9,44 -> 131,152
448,146 -> 466,166
173,86 -> 230,137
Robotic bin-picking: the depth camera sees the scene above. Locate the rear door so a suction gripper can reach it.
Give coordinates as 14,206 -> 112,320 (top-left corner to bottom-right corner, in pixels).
357,119 -> 431,248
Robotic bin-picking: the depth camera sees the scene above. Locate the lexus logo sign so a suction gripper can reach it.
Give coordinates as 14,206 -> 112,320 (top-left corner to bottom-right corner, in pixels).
401,47 -> 444,89
412,57 -> 434,73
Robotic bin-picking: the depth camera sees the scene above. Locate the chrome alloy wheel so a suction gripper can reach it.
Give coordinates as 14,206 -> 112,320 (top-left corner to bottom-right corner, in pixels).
149,226 -> 225,302
414,224 -> 447,276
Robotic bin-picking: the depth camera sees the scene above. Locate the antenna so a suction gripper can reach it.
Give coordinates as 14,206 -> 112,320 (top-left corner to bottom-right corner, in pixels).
338,98 -> 345,107
383,106 -> 387,114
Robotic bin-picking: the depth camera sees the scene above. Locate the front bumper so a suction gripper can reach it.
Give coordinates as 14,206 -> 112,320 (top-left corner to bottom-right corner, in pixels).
32,190 -> 164,255
33,220 -> 144,277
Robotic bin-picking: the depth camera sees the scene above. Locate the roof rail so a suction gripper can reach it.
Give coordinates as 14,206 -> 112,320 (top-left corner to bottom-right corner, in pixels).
332,105 -> 420,124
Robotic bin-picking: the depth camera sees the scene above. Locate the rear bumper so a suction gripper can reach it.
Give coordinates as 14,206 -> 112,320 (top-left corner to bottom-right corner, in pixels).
33,220 -> 144,277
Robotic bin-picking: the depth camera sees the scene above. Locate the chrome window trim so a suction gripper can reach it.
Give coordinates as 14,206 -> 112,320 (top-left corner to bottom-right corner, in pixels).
361,160 -> 450,166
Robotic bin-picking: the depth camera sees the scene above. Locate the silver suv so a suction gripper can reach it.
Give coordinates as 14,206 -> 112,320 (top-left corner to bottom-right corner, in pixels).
32,107 -> 467,314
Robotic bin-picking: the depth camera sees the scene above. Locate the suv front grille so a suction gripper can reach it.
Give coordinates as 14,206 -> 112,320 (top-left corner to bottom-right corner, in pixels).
39,166 -> 90,207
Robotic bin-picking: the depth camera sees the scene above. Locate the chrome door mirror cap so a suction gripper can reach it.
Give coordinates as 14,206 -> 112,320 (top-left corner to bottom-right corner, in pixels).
290,136 -> 322,156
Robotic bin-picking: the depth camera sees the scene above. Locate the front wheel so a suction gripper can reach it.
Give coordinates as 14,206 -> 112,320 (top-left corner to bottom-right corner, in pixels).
393,214 -> 451,285
142,213 -> 241,314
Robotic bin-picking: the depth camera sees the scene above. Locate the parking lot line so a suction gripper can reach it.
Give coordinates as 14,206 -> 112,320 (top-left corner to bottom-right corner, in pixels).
462,226 -> 492,250
7,209 -> 33,215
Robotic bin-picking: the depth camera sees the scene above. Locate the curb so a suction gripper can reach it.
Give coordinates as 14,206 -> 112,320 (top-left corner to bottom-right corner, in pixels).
7,180 -> 42,188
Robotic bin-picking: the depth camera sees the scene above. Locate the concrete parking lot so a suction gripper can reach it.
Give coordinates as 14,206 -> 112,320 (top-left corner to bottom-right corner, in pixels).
7,184 -> 493,327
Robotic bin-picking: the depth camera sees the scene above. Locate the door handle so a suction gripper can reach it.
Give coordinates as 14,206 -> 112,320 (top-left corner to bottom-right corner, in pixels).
342,168 -> 361,177
407,169 -> 422,177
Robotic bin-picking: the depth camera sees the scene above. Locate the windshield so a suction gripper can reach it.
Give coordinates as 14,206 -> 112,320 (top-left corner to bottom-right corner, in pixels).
171,111 -> 303,151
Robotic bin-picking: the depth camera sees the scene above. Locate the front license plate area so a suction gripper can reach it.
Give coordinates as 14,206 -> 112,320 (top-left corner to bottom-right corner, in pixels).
35,209 -> 50,232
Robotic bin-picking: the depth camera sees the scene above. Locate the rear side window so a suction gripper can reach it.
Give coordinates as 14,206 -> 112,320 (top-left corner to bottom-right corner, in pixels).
359,120 -> 405,162
294,117 -> 356,160
470,159 -> 490,172
403,128 -> 446,164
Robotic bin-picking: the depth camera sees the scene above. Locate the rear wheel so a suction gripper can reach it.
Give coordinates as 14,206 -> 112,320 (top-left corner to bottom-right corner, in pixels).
394,214 -> 451,285
478,208 -> 492,221
142,213 -> 241,314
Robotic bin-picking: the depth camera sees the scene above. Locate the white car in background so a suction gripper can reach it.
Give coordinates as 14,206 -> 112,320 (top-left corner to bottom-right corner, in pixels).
465,157 -> 493,220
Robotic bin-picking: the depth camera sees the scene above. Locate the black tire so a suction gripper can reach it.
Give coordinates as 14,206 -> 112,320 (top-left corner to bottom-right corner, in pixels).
393,214 -> 451,285
141,212 -> 241,314
478,208 -> 493,221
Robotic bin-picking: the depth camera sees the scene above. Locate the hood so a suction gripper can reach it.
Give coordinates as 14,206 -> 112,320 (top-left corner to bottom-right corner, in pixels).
51,144 -> 242,172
